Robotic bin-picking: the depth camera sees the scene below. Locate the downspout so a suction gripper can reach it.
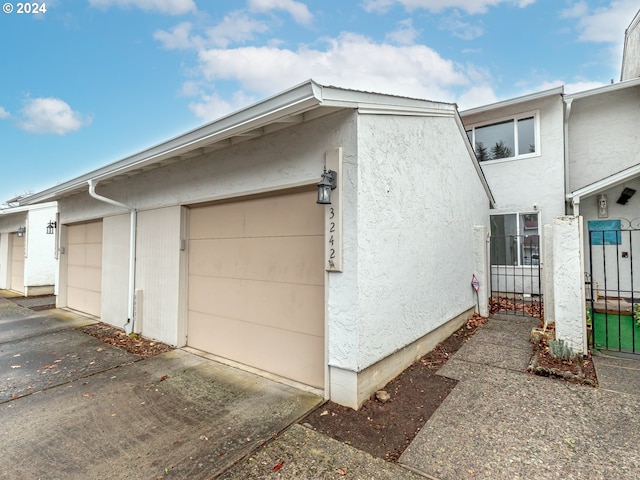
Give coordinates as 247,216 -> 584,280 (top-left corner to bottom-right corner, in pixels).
88,179 -> 137,334
564,98 -> 574,215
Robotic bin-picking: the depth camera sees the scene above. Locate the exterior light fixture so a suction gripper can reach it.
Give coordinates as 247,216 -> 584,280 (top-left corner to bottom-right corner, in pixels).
46,220 -> 57,235
597,194 -> 608,218
316,168 -> 337,205
17,226 -> 26,238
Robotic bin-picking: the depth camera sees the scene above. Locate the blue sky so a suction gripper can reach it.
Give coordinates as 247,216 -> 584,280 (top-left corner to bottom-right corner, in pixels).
0,0 -> 638,203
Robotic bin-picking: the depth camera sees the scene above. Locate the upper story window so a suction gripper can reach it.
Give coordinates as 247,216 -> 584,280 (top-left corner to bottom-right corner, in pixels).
465,112 -> 539,162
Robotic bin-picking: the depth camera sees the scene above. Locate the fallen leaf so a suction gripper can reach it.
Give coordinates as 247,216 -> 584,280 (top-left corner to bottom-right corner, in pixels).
336,467 -> 347,475
320,409 -> 329,416
159,375 -> 168,382
273,461 -> 284,472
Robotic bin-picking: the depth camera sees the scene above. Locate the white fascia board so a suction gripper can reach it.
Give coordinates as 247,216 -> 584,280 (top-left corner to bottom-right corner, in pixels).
460,86 -> 564,116
564,77 -> 640,102
0,201 -> 57,215
20,81 -> 325,205
319,84 -> 454,113
568,163 -> 640,203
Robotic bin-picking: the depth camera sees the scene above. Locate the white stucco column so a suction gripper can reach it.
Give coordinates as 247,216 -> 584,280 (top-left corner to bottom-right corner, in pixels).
543,223 -> 555,329
552,216 -> 587,355
474,225 -> 489,317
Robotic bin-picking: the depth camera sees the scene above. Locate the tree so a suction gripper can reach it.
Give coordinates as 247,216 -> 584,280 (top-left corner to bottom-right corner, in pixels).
475,142 -> 489,162
491,141 -> 513,159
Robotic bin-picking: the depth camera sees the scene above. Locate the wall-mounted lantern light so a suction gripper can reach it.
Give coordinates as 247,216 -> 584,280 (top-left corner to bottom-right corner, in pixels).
316,168 -> 337,205
16,226 -> 26,238
597,194 -> 608,218
46,220 -> 57,235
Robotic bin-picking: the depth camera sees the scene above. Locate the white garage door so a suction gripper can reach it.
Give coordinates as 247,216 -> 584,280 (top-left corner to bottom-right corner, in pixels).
67,222 -> 103,317
10,233 -> 25,294
188,189 -> 325,388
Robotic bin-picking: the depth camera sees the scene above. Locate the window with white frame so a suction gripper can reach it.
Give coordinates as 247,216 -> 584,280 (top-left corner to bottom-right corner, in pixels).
466,112 -> 538,162
490,213 -> 540,266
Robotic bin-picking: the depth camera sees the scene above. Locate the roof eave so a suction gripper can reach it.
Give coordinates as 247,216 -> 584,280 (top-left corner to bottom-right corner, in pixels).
460,86 -> 564,117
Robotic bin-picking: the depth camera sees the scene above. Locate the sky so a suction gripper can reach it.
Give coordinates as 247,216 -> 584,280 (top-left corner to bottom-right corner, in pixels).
0,0 -> 638,203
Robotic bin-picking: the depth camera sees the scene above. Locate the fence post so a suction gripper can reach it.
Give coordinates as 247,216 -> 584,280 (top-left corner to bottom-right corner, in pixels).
474,225 -> 490,317
552,216 -> 587,355
543,223 -> 555,329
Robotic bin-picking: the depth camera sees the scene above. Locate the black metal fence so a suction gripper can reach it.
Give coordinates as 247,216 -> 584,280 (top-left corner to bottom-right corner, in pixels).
588,225 -> 640,355
489,234 -> 543,317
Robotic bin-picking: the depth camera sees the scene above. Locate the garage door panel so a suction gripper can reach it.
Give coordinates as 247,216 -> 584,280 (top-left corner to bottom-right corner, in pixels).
190,190 -> 323,240
189,236 -> 324,285
67,286 -> 101,318
187,189 -> 324,388
67,265 -> 102,291
189,275 -> 324,337
188,311 -> 324,388
66,223 -> 103,318
10,234 -> 25,293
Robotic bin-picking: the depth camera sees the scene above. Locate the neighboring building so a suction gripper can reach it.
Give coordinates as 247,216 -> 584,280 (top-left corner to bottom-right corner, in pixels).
460,87 -> 565,297
0,202 -> 58,296
621,9 -> 640,81
20,81 -> 493,409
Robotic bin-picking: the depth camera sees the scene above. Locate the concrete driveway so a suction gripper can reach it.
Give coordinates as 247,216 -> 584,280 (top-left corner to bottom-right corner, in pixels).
0,294 -> 322,480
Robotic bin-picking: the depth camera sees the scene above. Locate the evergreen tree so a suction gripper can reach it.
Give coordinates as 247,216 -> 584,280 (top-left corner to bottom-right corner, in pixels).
491,141 -> 513,159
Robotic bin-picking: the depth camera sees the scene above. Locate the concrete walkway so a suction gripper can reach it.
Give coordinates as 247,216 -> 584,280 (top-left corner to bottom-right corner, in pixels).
400,314 -> 640,479
223,314 -> 640,479
0,293 -> 322,480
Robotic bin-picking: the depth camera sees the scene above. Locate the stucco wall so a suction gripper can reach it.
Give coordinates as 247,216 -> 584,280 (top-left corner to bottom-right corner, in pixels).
101,213 -> 130,329
569,85 -> 640,192
462,94 -> 565,224
24,206 -> 57,289
135,206 -> 184,345
57,110 -> 357,348
0,205 -> 56,291
349,113 -> 490,370
622,10 -> 640,81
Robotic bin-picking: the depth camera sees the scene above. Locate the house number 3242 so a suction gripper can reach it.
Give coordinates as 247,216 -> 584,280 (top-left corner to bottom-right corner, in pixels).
326,206 -> 341,271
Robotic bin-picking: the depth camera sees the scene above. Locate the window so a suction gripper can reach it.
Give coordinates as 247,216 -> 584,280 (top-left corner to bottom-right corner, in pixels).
466,112 -> 538,162
490,213 -> 540,266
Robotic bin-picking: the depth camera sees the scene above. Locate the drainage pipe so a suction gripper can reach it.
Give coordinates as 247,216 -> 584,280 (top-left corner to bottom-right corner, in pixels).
88,179 -> 137,334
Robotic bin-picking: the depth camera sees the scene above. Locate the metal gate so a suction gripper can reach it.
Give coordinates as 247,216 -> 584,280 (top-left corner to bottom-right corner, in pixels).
489,234 -> 543,317
587,221 -> 640,355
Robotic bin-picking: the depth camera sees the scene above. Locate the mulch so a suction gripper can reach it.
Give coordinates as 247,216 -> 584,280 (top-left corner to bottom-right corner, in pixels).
300,314 -> 488,462
80,322 -> 174,358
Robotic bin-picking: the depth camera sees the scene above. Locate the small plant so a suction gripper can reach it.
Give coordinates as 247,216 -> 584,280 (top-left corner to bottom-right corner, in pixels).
634,304 -> 640,328
548,339 -> 575,361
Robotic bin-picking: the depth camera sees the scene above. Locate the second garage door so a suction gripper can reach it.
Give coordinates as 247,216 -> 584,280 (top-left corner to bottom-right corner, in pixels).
187,189 -> 325,388
10,233 -> 25,294
66,221 -> 103,318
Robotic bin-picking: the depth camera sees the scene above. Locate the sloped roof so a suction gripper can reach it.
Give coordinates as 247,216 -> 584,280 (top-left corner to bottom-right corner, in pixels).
19,80 -> 493,206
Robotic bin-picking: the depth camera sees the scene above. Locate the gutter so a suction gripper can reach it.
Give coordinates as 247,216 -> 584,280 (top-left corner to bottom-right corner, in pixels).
88,179 -> 137,334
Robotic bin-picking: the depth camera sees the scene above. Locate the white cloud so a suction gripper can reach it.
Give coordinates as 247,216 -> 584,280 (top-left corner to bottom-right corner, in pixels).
456,84 -> 499,110
188,90 -> 258,121
155,12 -> 270,50
440,16 -> 484,39
385,19 -> 420,45
247,0 -> 313,25
0,107 -> 9,119
361,0 -> 536,15
154,22 -> 199,49
205,11 -> 270,47
18,97 -> 91,135
88,0 -> 196,15
569,0 -> 639,43
194,33 -> 472,102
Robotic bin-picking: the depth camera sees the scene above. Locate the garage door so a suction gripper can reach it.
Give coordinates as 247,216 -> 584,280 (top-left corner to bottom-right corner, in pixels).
10,233 -> 25,294
67,222 -> 103,317
188,189 -> 325,388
